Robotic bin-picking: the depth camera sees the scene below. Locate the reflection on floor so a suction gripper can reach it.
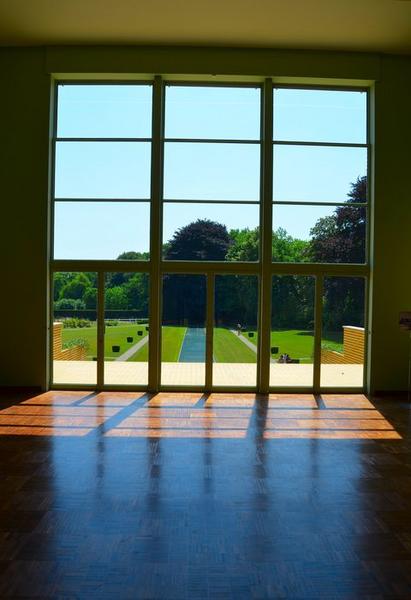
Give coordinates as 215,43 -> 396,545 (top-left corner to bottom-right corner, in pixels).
0,390 -> 410,598
0,391 -> 400,439
53,361 -> 363,387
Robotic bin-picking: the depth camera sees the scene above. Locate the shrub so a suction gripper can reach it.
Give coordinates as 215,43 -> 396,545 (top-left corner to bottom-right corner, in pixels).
62,317 -> 91,329
62,338 -> 89,352
55,298 -> 86,310
105,320 -> 119,327
321,341 -> 343,353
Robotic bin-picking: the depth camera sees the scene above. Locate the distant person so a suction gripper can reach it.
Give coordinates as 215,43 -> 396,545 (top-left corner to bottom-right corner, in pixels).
236,323 -> 242,336
277,353 -> 292,364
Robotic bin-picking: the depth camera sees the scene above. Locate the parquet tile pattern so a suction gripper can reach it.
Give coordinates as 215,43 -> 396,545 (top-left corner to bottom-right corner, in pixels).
0,390 -> 410,598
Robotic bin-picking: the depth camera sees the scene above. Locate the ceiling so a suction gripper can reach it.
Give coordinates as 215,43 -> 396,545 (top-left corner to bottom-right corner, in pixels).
0,0 -> 410,54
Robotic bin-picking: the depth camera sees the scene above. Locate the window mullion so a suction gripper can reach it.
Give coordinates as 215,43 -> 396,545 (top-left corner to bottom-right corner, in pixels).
258,78 -> 274,394
313,275 -> 324,393
148,76 -> 165,392
205,273 -> 215,390
97,271 -> 105,389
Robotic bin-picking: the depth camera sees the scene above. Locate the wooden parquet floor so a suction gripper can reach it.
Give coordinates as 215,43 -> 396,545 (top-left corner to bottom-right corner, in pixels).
0,390 -> 410,598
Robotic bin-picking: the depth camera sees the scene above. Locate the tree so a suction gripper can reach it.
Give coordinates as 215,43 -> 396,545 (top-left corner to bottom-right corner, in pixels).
164,219 -> 231,261
226,227 -> 309,263
226,228 -> 259,262
309,176 -> 366,264
105,286 -> 129,310
322,276 -> 365,334
124,273 -> 149,314
60,273 -> 92,301
163,220 -> 231,323
83,287 -> 97,309
117,251 -> 149,261
215,275 -> 259,329
53,272 -> 72,301
309,176 -> 367,332
105,252 -> 150,289
273,228 -> 309,262
226,227 -> 311,329
271,275 -> 314,330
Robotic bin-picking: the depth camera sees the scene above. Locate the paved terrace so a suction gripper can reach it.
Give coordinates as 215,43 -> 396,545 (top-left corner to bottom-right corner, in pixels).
53,361 -> 364,387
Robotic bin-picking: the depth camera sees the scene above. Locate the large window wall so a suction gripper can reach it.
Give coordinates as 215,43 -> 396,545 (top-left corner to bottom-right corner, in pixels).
50,78 -> 369,392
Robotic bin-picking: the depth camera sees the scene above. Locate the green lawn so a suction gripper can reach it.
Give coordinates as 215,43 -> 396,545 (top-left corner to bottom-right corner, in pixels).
62,323 -> 343,365
214,328 -> 256,363
161,326 -> 187,361
242,329 -> 343,363
128,339 -> 149,362
129,326 -> 257,363
61,323 -> 148,360
268,330 -> 314,363
128,325 -> 187,362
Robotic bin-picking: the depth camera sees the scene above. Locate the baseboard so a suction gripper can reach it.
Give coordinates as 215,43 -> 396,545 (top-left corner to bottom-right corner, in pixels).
373,390 -> 409,398
0,385 -> 42,394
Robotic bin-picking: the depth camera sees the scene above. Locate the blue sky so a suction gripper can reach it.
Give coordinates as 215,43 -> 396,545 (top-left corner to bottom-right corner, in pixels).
54,84 -> 366,260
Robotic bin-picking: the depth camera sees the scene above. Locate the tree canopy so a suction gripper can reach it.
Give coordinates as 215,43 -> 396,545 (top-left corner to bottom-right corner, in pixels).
309,176 -> 366,264
164,219 -> 231,261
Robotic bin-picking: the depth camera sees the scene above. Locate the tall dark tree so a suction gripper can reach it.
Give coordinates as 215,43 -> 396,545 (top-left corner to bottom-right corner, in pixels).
271,275 -> 314,330
309,176 -> 366,264
164,219 -> 231,261
163,274 -> 206,326
215,275 -> 259,329
309,176 -> 367,332
163,220 -> 231,324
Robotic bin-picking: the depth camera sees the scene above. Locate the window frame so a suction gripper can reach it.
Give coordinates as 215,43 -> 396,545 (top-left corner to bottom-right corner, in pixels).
49,76 -> 370,394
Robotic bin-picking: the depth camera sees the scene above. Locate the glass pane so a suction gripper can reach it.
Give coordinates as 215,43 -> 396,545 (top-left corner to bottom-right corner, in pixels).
161,275 -> 206,386
54,202 -> 150,260
321,277 -> 365,388
270,276 -> 315,388
104,273 -> 149,386
164,143 -> 260,201
272,204 -> 366,264
52,272 -> 97,385
55,142 -> 151,199
213,276 -> 258,387
163,203 -> 259,261
274,88 -> 367,144
165,85 -> 260,140
57,84 -> 152,138
273,145 -> 367,203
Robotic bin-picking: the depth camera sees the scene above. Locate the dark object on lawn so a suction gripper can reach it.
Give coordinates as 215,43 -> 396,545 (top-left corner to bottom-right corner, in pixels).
112,345 -> 120,353
248,332 -> 254,338
290,359 -> 300,364
145,326 -> 149,331
127,337 -> 133,343
138,331 -> 143,336
271,346 -> 279,354
92,357 -> 97,361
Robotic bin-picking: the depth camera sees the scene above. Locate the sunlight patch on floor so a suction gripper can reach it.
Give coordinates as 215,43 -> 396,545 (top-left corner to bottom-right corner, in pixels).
0,392 -> 401,440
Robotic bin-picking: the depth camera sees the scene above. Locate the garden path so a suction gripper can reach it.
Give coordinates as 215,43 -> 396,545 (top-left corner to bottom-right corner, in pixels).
116,335 -> 148,362
179,328 -> 206,362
